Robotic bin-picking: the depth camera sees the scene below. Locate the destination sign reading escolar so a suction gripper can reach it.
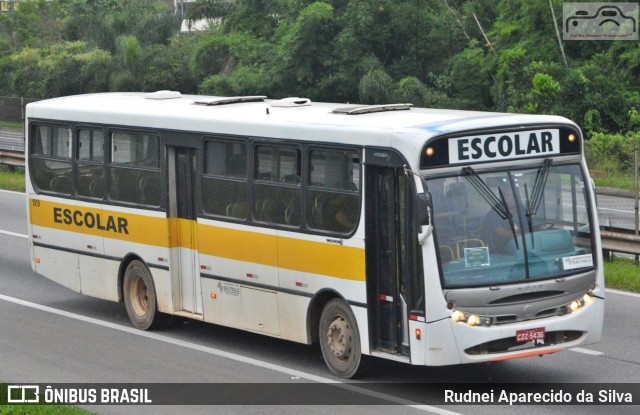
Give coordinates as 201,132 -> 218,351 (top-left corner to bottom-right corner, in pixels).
448,129 -> 560,164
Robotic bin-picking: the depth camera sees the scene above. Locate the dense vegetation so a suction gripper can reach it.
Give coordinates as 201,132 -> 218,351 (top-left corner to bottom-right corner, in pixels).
1,0 -> 639,178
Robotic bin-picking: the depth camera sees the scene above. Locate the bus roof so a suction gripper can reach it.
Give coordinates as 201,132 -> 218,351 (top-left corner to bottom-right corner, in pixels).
26,92 -> 576,143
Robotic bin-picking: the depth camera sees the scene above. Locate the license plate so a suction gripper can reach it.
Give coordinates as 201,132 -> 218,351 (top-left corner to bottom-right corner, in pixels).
516,327 -> 545,343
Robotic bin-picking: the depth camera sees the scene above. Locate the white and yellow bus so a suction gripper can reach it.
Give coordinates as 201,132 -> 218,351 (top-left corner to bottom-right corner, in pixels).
26,92 -> 604,378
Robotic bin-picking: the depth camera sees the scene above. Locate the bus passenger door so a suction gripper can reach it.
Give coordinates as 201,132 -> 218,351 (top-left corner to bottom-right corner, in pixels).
365,166 -> 409,356
167,147 -> 202,316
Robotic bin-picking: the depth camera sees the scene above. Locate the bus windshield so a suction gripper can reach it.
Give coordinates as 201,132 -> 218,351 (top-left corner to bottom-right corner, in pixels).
426,163 -> 595,288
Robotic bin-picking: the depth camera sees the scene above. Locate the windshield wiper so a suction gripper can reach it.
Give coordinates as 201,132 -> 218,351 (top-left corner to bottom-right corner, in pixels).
498,187 -> 519,250
524,159 -> 552,249
462,167 -> 508,219
528,159 -> 552,217
524,183 -> 534,248
461,167 -> 519,250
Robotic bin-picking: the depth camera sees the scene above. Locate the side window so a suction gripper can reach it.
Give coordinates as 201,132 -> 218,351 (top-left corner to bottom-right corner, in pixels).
202,140 -> 248,219
307,149 -> 361,233
76,129 -> 105,198
109,131 -> 160,205
111,132 -> 158,166
30,124 -> 73,194
253,145 -> 301,226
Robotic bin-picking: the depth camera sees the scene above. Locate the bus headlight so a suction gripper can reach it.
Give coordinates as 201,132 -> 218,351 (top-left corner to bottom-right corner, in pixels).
467,314 -> 480,326
565,292 -> 594,314
451,310 -> 465,322
450,310 -> 491,326
569,301 -> 580,312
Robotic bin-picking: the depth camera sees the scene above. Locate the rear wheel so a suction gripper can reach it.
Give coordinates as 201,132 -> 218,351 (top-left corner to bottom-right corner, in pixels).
123,260 -> 164,330
319,299 -> 362,378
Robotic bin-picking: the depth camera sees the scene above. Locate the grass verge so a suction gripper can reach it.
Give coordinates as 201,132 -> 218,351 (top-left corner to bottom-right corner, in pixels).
0,384 -> 91,415
0,167 -> 25,192
604,256 -> 640,292
592,171 -> 638,193
0,405 -> 91,415
0,121 -> 22,130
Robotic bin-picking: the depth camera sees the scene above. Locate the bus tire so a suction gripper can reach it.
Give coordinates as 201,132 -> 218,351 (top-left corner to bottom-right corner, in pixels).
319,299 -> 362,378
123,260 -> 164,331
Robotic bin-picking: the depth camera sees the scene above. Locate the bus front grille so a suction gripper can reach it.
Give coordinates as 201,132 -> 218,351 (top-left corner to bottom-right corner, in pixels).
465,330 -> 583,356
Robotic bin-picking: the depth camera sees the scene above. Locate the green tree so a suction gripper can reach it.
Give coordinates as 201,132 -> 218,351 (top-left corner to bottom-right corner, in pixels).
529,72 -> 560,114
449,44 -> 492,110
358,69 -> 396,104
278,2 -> 337,98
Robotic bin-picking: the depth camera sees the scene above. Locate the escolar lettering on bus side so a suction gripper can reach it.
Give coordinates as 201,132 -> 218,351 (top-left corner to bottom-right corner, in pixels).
53,207 -> 129,234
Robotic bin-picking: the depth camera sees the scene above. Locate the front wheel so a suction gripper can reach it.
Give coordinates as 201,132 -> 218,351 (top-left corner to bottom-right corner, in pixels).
123,260 -> 165,330
319,299 -> 362,378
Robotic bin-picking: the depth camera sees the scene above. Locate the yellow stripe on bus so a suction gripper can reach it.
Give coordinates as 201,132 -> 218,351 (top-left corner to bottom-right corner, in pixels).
278,236 -> 365,281
197,225 -> 365,281
197,224 -> 279,268
30,199 -> 171,246
29,199 -> 365,281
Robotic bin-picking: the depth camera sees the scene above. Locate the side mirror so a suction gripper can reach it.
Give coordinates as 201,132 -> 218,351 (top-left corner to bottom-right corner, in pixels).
416,192 -> 432,226
416,192 -> 434,244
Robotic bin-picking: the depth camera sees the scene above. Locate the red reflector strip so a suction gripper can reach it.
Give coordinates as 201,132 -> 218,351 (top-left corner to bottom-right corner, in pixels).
489,348 -> 563,362
379,295 -> 394,302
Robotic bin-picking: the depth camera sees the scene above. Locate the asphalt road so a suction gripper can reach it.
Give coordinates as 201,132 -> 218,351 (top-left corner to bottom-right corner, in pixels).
1,190 -> 639,415
597,192 -> 639,232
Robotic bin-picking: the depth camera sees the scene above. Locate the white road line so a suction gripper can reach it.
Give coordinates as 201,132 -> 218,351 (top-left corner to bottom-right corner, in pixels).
0,229 -> 27,239
597,207 -> 637,214
0,293 -> 461,415
606,288 -> 640,299
0,189 -> 25,196
569,347 -> 604,356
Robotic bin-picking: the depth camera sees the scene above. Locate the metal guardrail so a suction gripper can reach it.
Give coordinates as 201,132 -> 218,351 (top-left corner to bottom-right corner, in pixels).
601,230 -> 640,256
0,150 -> 24,167
0,128 -> 25,168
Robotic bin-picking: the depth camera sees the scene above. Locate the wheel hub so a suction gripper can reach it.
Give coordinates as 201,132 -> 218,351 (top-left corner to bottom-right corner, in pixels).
327,316 -> 352,361
131,275 -> 148,316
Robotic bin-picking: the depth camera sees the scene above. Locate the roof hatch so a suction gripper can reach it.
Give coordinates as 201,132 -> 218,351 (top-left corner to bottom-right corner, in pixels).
332,103 -> 413,115
193,96 -> 267,106
146,90 -> 182,100
271,97 -> 311,107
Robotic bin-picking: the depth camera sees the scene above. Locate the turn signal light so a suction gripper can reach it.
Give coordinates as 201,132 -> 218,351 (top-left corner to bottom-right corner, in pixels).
415,329 -> 421,340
